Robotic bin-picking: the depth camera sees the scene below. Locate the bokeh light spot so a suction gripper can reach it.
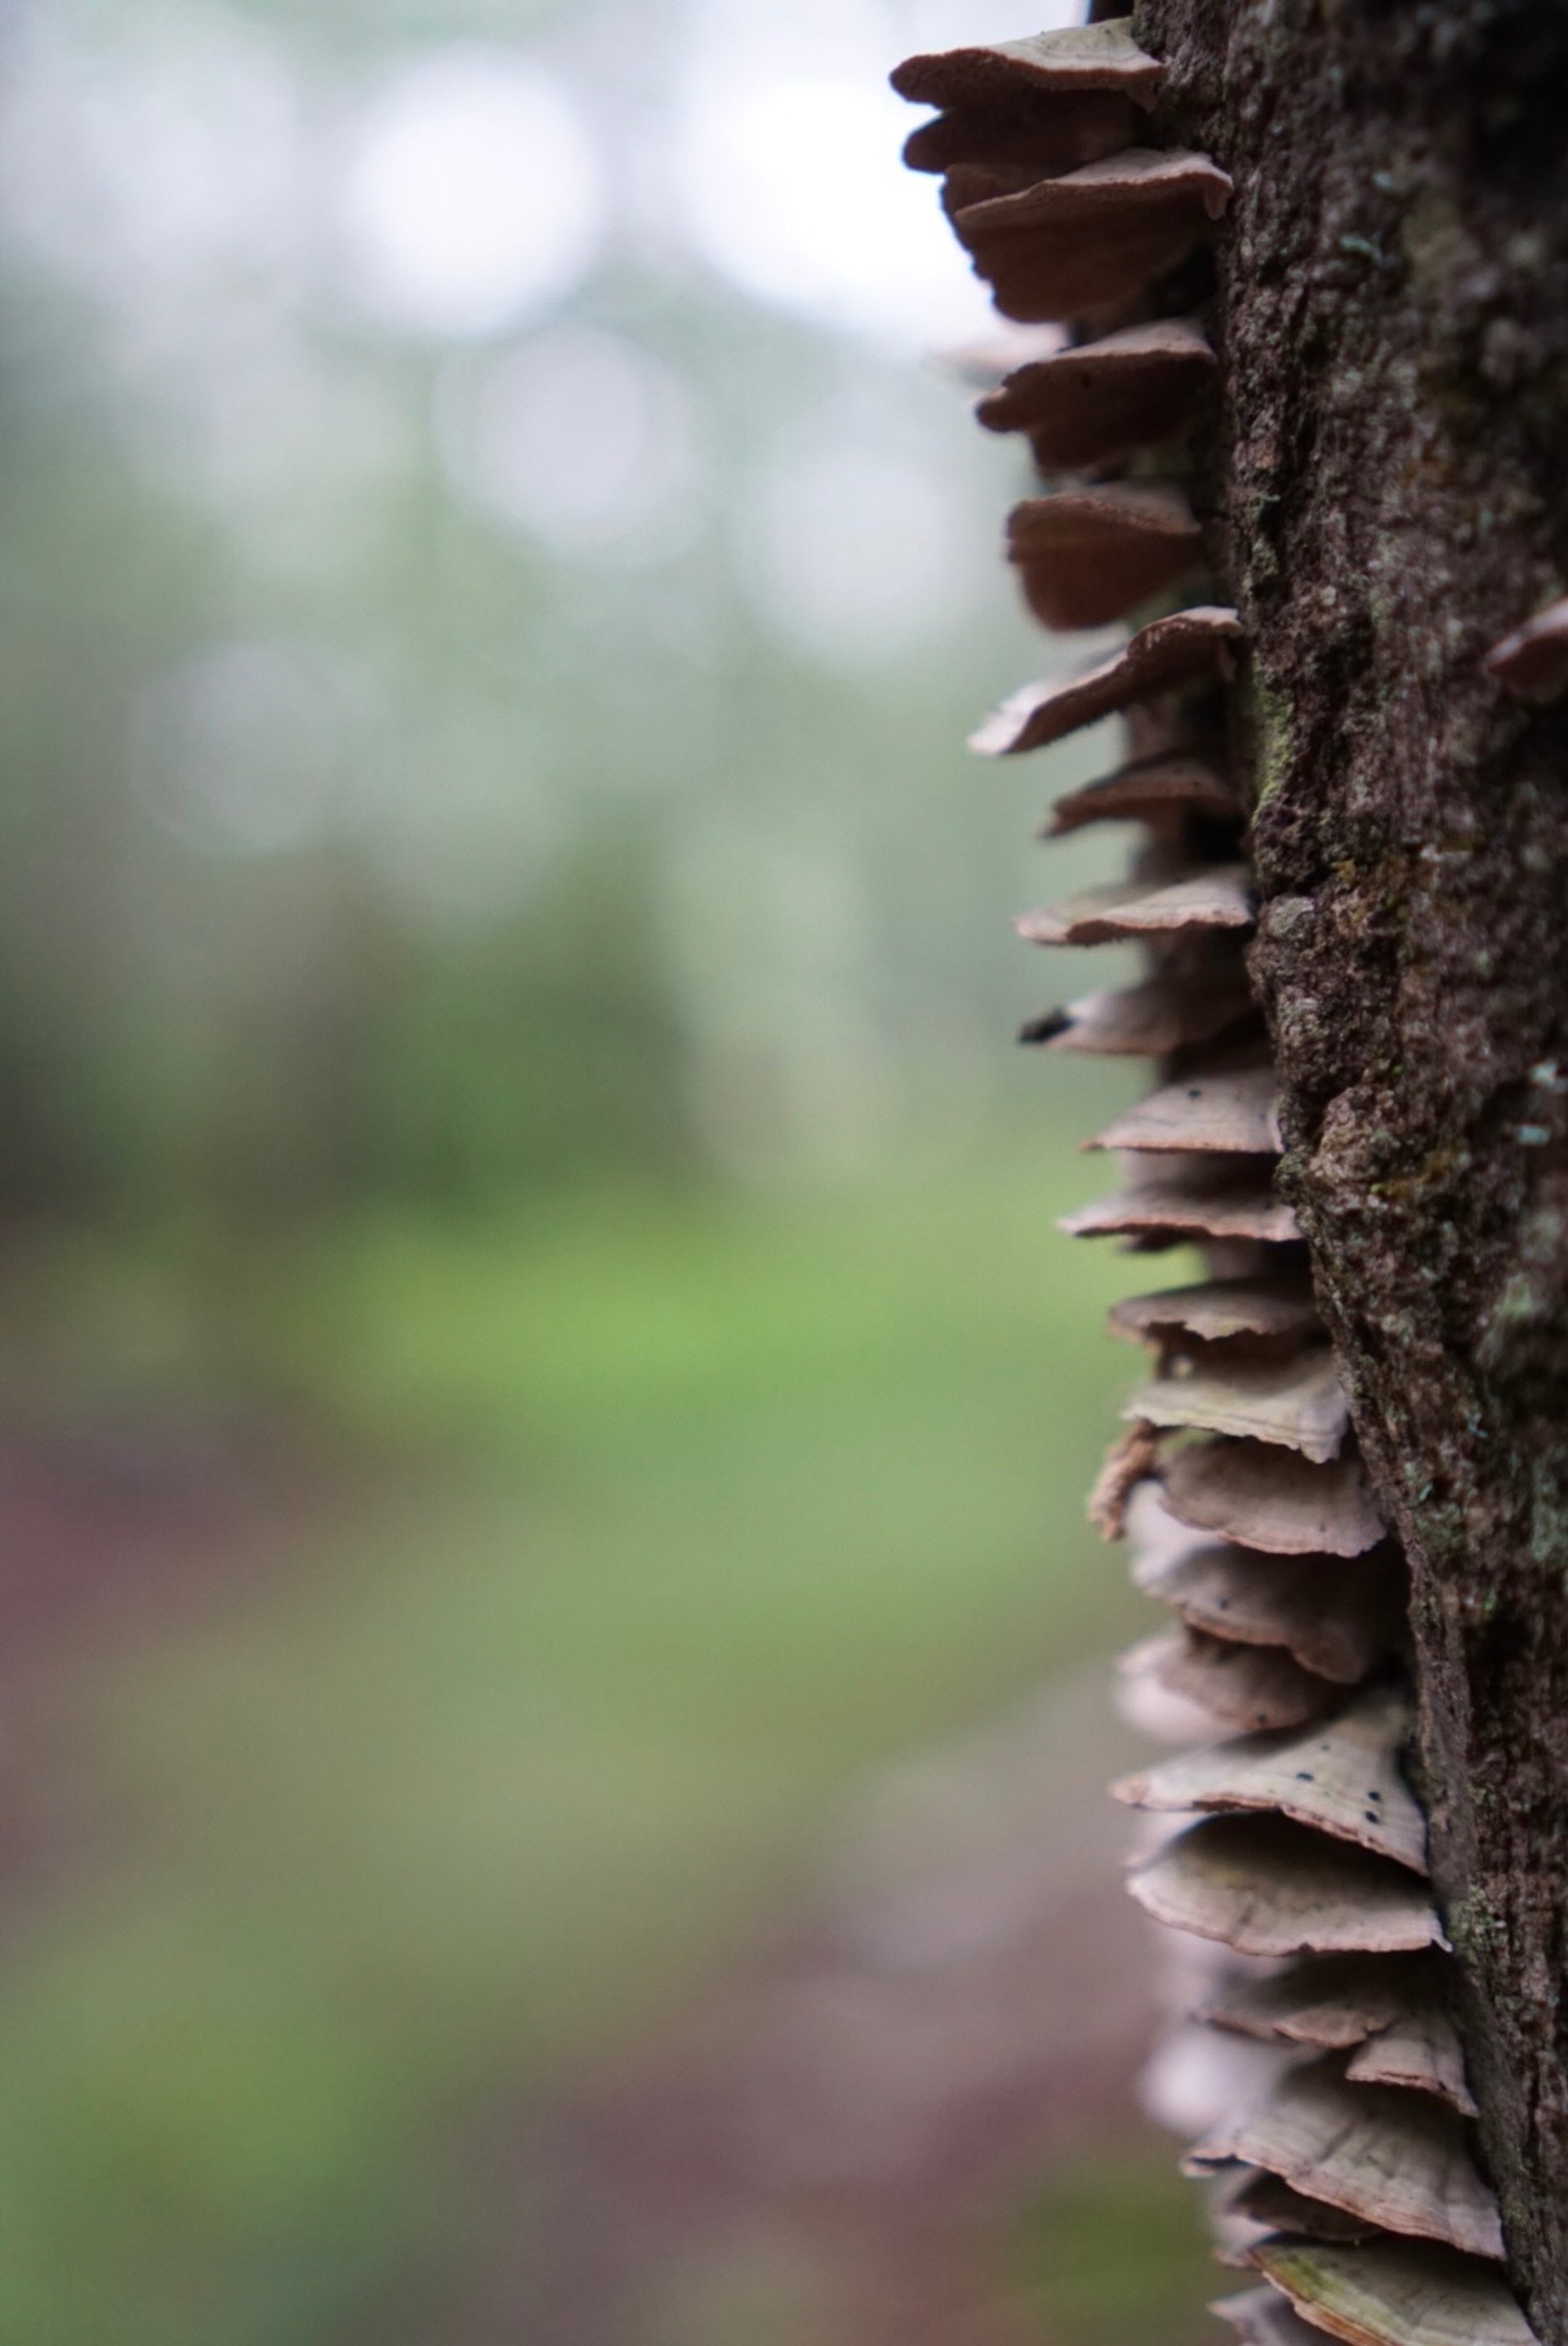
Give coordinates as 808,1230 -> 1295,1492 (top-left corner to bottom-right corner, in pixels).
335,49 -> 607,340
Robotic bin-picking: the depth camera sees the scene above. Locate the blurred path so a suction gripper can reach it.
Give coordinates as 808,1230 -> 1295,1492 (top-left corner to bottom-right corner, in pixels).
0,1410 -> 1204,2346
429,1675 -> 1187,2346
0,1414 -> 336,1903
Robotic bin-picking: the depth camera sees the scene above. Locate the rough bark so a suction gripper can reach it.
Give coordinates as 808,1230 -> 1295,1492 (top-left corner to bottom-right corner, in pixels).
1132,3 -> 1568,2335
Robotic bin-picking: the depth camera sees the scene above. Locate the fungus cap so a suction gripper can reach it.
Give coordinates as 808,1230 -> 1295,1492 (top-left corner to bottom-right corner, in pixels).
1132,1541 -> 1401,1686
1045,751 -> 1240,837
892,20 -> 1162,110
1126,1814 -> 1446,1958
973,606 -> 1244,756
1093,1059 -> 1284,1156
978,316 -> 1217,471
1111,1278 -> 1321,1347
1196,1951 -> 1447,2054
1023,972 -> 1255,1057
1008,484 -> 1205,630
1017,863 -> 1254,946
1190,2058 -> 1501,2259
1253,2238 -> 1539,2346
1119,1626 -> 1339,1733
1231,2171 -> 1382,2246
1482,595 -> 1568,703
951,148 -> 1234,321
904,89 -> 1142,180
1163,1440 -> 1385,1557
1121,1349 -> 1348,1465
1347,2005 -> 1477,2119
1062,1157 -> 1301,1247
1114,1684 -> 1427,1871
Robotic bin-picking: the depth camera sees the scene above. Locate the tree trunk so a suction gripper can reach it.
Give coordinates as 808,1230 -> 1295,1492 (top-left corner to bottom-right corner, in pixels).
1143,4 -> 1568,2333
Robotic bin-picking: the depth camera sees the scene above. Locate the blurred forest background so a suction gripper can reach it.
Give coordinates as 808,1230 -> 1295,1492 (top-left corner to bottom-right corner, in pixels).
0,0 -> 1218,2339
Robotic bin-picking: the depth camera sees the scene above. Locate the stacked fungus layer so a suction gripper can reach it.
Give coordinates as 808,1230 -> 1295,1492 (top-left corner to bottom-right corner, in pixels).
892,21 -> 1540,2346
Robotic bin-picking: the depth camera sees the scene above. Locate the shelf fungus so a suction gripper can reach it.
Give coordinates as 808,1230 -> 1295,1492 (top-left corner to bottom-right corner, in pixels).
1215,2284 -> 1355,2346
1006,483 -> 1205,629
971,605 -> 1244,755
1059,1157 -> 1302,1249
1161,1440 -> 1387,1559
1253,2240 -> 1539,2346
978,317 -> 1218,474
1187,2058 -> 1502,2259
1129,1541 -> 1402,1688
894,16 -> 1536,2345
1045,749 -> 1241,837
1114,1688 -> 1428,1872
1021,970 -> 1254,1057
1016,862 -> 1254,945
1195,1953 -> 1476,2116
1482,595 -> 1568,704
948,148 -> 1234,321
1127,1816 -> 1446,1958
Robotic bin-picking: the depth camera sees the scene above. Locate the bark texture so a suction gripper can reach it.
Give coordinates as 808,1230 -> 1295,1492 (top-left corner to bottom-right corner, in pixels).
1138,3 -> 1568,2335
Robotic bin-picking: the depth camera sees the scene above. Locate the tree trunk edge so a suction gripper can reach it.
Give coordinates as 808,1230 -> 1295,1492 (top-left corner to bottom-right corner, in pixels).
1139,2 -> 1568,2335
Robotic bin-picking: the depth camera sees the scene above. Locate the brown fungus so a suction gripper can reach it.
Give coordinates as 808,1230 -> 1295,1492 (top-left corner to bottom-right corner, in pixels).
1131,1540 -> 1403,1687
1120,1348 -> 1348,1465
1162,1440 -> 1386,1559
1022,970 -> 1255,1058
972,604 -> 1244,756
1253,2239 -> 1539,2346
1006,484 -> 1206,631
1126,1814 -> 1447,1959
1119,1625 -> 1339,1732
950,148 -> 1234,322
1045,748 -> 1240,839
1187,2058 -> 1501,2259
1090,1057 -> 1283,1156
1482,594 -> 1568,703
1111,1277 -> 1321,1348
1015,863 -> 1254,945
1062,1157 -> 1301,1249
891,20 -> 1163,113
1196,1951 -> 1450,2054
978,316 -> 1218,474
1114,1686 -> 1427,1871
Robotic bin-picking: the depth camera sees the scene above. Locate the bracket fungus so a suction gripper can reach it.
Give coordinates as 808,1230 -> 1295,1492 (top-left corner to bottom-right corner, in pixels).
1022,970 -> 1254,1057
1126,1816 -> 1446,1959
1114,1687 -> 1428,1872
971,605 -> 1243,755
1187,2059 -> 1502,2259
1111,1277 -> 1321,1348
978,316 -> 1218,474
1161,1440 -> 1387,1558
1045,749 -> 1241,836
1090,1058 -> 1284,1157
1119,1349 -> 1349,1465
1016,862 -> 1254,945
1006,483 -> 1205,629
1059,1158 -> 1302,1248
893,17 -> 1539,2344
948,148 -> 1234,321
1194,1952 -> 1469,2109
1129,1541 -> 1402,1686
1252,2240 -> 1538,2346
1482,595 -> 1568,703
1215,2285 -> 1343,2346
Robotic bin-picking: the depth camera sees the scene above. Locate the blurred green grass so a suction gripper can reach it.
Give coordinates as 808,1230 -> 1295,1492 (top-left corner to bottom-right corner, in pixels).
0,1146 -> 1188,2343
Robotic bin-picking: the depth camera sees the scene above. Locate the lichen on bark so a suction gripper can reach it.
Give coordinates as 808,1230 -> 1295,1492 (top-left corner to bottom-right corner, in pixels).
1136,2 -> 1568,2335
